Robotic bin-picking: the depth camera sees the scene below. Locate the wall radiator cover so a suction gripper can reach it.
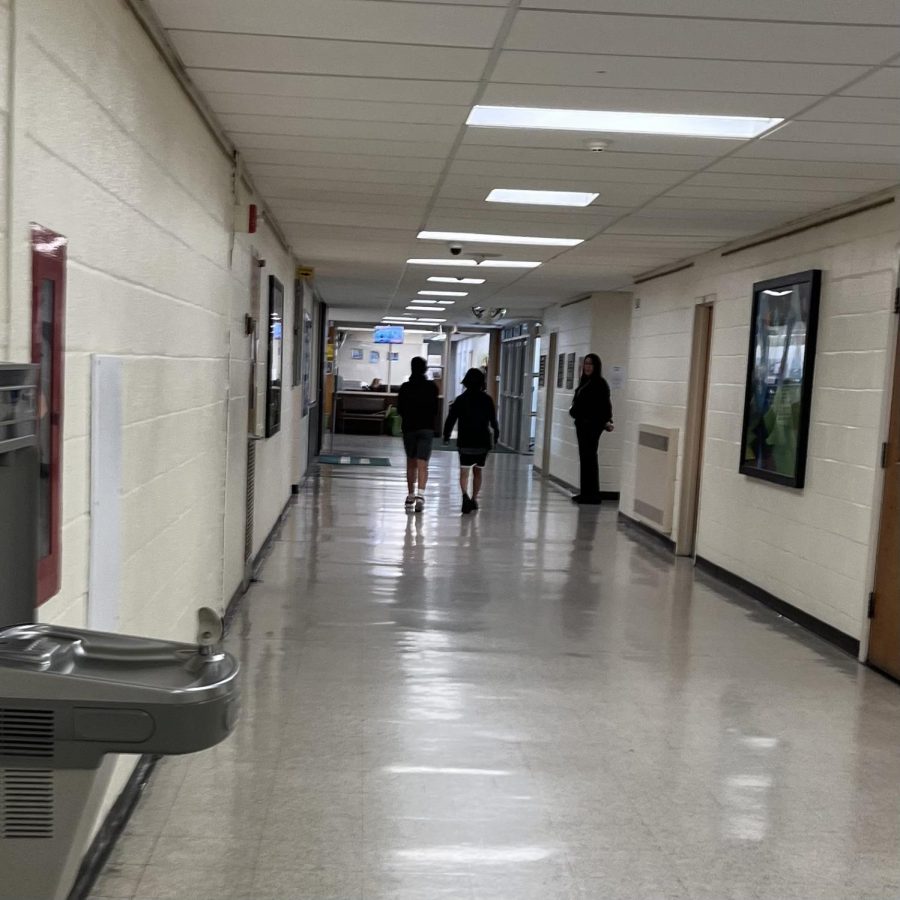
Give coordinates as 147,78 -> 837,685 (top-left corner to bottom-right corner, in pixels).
634,424 -> 679,535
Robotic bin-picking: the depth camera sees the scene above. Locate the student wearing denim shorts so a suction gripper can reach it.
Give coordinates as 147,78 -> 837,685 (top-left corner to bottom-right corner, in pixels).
397,357 -> 439,513
442,368 -> 500,514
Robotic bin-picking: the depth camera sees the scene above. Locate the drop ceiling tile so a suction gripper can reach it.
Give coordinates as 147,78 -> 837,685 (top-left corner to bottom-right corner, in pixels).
682,171 -> 894,194
492,51 -> 868,94
150,0 -> 506,46
254,179 -> 435,201
446,157 -> 688,187
462,125 -> 742,157
764,120 -> 900,145
191,70 -> 479,105
736,139 -> 900,163
505,11 -> 900,64
518,0 -> 900,24
841,67 -> 900,98
665,184 -> 863,203
247,163 -> 440,186
797,96 -> 900,124
480,83 -> 816,118
170,31 -> 489,79
233,134 -> 449,159
707,157 -> 900,180
649,196 -> 820,216
271,207 -> 424,231
205,92 -> 469,125
242,149 -> 445,172
219,112 -> 460,143
456,144 -> 716,171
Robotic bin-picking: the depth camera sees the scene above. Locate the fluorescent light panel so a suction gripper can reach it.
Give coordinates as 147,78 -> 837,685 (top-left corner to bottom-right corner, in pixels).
486,189 -> 598,207
419,290 -> 468,297
428,276 -> 485,284
407,305 -> 445,312
467,105 -> 782,139
407,258 -> 541,269
418,230 -> 581,248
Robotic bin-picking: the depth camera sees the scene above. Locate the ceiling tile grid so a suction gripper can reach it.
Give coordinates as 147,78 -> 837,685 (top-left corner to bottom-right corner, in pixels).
147,0 -> 900,321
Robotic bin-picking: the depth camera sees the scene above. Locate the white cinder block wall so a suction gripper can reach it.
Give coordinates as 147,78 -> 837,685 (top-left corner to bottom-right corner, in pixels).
621,194 -> 899,642
536,293 -> 632,493
0,0 -> 311,836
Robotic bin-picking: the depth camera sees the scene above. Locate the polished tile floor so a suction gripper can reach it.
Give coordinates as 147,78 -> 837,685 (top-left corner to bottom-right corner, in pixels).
92,437 -> 900,899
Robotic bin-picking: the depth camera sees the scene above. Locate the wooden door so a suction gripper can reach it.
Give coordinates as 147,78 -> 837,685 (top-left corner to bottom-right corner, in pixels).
677,302 -> 713,556
868,304 -> 900,676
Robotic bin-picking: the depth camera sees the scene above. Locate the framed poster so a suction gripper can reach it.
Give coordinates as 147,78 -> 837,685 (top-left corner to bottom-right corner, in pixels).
369,350 -> 380,364
390,351 -> 400,361
538,354 -> 547,388
265,275 -> 284,437
351,348 -> 364,360
739,269 -> 821,488
565,352 -> 576,389
556,353 -> 565,388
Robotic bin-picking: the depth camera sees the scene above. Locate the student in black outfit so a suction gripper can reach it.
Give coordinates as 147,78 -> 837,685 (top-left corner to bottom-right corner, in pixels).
397,357 -> 439,513
443,368 -> 500,514
569,353 -> 614,505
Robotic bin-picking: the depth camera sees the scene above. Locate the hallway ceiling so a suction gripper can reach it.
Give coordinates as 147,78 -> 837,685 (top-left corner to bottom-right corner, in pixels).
146,0 -> 900,322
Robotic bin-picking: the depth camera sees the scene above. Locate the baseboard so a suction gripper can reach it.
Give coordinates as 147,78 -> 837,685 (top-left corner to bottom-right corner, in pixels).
224,492 -> 298,632
540,470 -> 619,502
66,754 -> 159,900
694,555 -> 860,658
617,511 -> 676,553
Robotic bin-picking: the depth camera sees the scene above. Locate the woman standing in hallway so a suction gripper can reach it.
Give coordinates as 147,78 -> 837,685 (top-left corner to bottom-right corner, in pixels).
443,368 -> 500,514
569,353 -> 613,505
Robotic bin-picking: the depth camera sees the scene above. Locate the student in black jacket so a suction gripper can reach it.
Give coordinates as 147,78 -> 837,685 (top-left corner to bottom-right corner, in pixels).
397,357 -> 439,513
568,353 -> 614,505
443,368 -> 500,514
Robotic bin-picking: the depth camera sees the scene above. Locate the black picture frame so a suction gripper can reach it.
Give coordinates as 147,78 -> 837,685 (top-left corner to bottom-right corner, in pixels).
738,269 -> 821,488
565,353 -> 576,389
556,353 -> 565,388
265,275 -> 284,438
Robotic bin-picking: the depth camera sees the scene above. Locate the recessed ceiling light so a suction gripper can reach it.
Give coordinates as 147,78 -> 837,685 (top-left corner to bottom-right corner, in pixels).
407,305 -> 444,312
418,230 -> 582,248
437,300 -> 455,305
428,276 -> 485,284
417,318 -> 447,324
419,290 -> 468,297
466,105 -> 783,139
406,258 -> 541,269
382,316 -> 416,322
486,189 -> 599,207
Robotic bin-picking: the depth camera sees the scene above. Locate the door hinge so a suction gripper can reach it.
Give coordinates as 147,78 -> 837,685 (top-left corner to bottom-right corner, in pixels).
868,591 -> 877,619
881,442 -> 888,468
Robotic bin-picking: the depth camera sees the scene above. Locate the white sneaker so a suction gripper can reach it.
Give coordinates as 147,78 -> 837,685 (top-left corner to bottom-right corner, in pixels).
414,495 -> 425,513
404,494 -> 416,513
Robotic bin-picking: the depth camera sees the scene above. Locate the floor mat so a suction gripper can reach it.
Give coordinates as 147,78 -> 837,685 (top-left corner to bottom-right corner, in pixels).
318,455 -> 392,466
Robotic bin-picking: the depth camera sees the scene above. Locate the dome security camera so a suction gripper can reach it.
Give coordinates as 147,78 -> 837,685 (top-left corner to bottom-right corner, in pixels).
449,242 -> 464,256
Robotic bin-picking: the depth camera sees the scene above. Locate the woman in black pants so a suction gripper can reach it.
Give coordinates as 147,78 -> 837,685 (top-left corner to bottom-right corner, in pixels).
569,353 -> 614,505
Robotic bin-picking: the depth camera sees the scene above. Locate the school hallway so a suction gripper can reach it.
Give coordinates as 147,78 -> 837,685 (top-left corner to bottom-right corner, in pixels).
91,440 -> 900,900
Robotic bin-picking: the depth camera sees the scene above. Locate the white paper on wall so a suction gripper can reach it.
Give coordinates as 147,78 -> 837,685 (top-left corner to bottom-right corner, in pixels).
609,365 -> 626,389
88,355 -> 123,632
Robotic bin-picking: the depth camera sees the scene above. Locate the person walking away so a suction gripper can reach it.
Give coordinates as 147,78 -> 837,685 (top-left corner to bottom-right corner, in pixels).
397,356 -> 439,513
569,353 -> 614,505
443,368 -> 500,514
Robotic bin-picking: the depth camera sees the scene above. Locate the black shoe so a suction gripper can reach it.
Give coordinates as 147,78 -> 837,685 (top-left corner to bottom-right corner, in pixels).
471,498 -> 479,512
462,493 -> 474,514
576,495 -> 602,505
571,494 -> 582,503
